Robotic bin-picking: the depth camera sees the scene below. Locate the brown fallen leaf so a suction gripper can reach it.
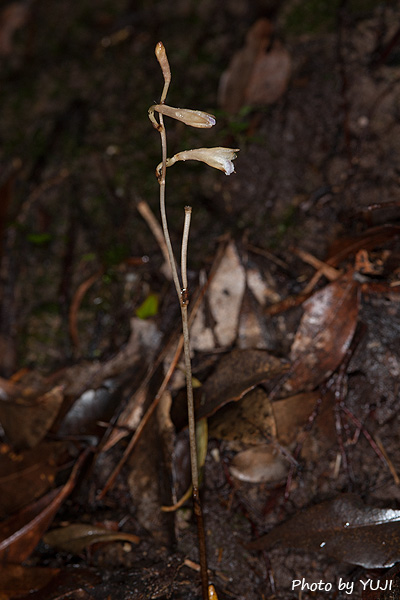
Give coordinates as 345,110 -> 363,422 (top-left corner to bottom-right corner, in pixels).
0,565 -> 59,598
0,380 -> 64,450
0,441 -> 70,519
43,523 -> 140,554
219,18 -> 291,114
127,391 -> 175,544
230,445 -> 289,483
0,449 -> 89,564
272,390 -> 336,460
248,494 -> 400,568
11,567 -> 101,600
284,270 -> 360,394
209,386 -> 276,444
197,349 -> 288,421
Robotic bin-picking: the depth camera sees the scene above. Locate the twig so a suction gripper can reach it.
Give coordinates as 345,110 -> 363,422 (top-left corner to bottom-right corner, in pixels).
136,199 -> 171,278
292,247 -> 341,284
374,435 -> 400,485
68,269 -> 103,350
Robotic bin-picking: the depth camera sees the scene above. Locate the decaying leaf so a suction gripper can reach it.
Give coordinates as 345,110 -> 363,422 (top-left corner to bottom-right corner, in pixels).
209,387 -> 275,444
272,390 -> 336,459
284,270 -> 360,393
237,278 -> 273,349
0,449 -> 88,564
0,383 -> 64,450
248,494 -> 400,568
11,567 -> 101,600
230,445 -> 289,483
197,349 -> 288,421
0,565 -> 60,598
127,391 -> 175,544
0,441 -> 70,519
190,242 -> 245,351
219,18 -> 291,114
43,523 -> 140,554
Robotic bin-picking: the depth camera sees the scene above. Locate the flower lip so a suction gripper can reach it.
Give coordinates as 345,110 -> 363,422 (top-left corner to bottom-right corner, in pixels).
151,104 -> 216,128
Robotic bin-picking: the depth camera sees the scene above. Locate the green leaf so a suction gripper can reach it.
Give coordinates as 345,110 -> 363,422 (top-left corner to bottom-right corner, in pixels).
135,293 -> 159,319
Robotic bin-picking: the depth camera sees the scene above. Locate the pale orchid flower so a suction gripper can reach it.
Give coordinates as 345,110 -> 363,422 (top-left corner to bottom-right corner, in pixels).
149,104 -> 216,129
157,147 -> 239,178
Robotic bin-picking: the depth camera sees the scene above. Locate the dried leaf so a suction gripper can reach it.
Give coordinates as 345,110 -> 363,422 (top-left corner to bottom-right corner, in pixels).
245,42 -> 291,106
248,494 -> 400,568
190,242 -> 245,351
0,441 -> 70,519
127,392 -> 174,544
219,19 -> 291,114
198,349 -> 288,421
12,567 -> 101,600
209,387 -> 276,444
0,384 -> 64,450
272,391 -> 336,460
0,449 -> 88,564
230,445 -> 289,483
43,523 -> 139,554
284,271 -> 360,393
0,565 -> 59,598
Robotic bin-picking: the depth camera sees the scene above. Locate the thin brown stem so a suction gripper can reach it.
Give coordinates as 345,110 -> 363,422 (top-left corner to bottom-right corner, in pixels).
180,207 -> 208,598
153,42 -> 210,600
181,206 -> 192,292
158,113 -> 182,299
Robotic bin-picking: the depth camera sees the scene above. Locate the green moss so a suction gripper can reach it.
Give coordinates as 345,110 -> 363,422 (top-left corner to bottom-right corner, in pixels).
285,0 -> 341,35
27,232 -> 53,246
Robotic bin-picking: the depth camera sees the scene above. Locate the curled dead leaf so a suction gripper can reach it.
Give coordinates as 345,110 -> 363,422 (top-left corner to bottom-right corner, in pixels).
0,449 -> 89,564
43,523 -> 140,554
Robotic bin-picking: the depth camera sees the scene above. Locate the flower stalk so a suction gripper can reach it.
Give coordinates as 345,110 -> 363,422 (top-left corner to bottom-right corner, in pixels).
149,42 -> 238,600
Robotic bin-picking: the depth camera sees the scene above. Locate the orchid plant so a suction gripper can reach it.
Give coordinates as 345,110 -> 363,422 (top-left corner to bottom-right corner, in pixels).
149,42 -> 238,600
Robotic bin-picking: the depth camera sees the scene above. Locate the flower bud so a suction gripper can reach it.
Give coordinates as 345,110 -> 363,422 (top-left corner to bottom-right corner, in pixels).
155,42 -> 171,103
151,104 -> 216,128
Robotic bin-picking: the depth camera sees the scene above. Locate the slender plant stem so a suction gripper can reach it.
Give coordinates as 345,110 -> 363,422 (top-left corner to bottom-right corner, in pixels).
181,307 -> 198,491
180,214 -> 208,599
158,114 -> 182,300
181,206 -> 192,292
159,119 -> 208,600
153,42 -> 210,600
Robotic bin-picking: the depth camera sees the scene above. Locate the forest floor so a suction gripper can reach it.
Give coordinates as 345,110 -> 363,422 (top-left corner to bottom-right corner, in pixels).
1,1 -> 400,599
